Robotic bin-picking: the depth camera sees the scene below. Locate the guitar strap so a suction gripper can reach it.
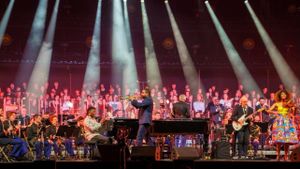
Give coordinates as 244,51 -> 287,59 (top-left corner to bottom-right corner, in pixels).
243,107 -> 247,115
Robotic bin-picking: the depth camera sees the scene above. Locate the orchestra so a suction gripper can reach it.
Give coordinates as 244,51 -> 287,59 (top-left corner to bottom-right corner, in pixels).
0,83 -> 299,162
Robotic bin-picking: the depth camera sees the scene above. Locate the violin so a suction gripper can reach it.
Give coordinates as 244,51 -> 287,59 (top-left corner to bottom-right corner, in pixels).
283,99 -> 295,108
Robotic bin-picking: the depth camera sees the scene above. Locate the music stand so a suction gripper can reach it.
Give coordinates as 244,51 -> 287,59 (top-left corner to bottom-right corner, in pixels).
112,118 -> 139,140
71,127 -> 80,138
253,122 -> 269,158
56,125 -> 76,138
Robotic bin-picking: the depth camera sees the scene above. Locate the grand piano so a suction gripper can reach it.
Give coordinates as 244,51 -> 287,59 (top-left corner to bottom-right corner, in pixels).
112,118 -> 209,152
151,118 -> 209,136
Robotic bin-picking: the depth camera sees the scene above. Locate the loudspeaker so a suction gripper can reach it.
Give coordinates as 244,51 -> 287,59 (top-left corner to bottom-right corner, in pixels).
98,144 -> 129,162
131,146 -> 156,160
171,147 -> 200,160
211,141 -> 230,159
290,146 -> 300,162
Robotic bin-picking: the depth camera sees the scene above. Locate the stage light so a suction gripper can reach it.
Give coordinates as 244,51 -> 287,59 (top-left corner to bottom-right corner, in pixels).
27,42 -> 52,94
27,0 -> 60,95
15,0 -> 48,84
83,0 -> 102,93
141,0 -> 162,88
205,1 -> 261,94
162,38 -> 175,50
165,1 -> 205,95
164,0 -> 168,4
85,36 -> 92,48
287,4 -> 297,14
245,1 -> 300,89
0,0 -> 15,47
244,0 -> 248,4
112,0 -> 138,94
242,38 -> 255,50
141,0 -> 144,3
205,1 -> 208,4
1,33 -> 13,46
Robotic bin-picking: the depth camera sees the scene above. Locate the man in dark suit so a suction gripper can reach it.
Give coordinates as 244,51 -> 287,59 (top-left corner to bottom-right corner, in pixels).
232,96 -> 253,158
255,97 -> 269,123
172,94 -> 190,118
172,94 -> 190,147
206,97 -> 225,142
131,88 -> 154,146
255,97 -> 269,151
206,97 -> 225,128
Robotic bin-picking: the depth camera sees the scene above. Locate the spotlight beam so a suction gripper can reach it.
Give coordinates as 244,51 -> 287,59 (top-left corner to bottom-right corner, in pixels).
245,1 -> 300,89
0,0 -> 15,47
15,0 -> 48,84
141,0 -> 162,89
83,0 -> 102,93
165,1 -> 204,95
122,0 -> 139,93
123,0 -> 133,52
112,0 -> 138,94
205,1 -> 261,94
27,0 -> 60,95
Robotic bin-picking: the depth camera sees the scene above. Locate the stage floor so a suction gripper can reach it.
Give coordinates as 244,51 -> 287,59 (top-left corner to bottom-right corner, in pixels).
1,159 -> 300,169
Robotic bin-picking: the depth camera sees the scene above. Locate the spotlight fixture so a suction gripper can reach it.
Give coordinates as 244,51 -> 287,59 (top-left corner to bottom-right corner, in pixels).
164,0 -> 168,4
244,0 -> 248,4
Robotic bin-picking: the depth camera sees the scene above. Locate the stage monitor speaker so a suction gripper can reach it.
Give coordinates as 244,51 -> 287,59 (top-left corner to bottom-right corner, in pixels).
98,144 -> 129,162
290,146 -> 300,162
131,146 -> 156,160
171,147 -> 200,160
211,141 -> 230,159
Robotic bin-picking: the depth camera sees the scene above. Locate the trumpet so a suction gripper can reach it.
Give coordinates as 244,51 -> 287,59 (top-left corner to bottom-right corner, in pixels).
119,95 -> 138,101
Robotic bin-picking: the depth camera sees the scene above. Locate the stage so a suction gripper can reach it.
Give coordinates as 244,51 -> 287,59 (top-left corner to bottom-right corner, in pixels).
1,159 -> 300,169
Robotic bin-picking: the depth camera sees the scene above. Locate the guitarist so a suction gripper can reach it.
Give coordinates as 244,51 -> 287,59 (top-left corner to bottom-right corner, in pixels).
232,96 -> 253,159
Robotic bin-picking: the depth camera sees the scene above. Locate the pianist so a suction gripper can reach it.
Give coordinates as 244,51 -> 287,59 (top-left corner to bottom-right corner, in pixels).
172,94 -> 190,147
172,94 -> 190,118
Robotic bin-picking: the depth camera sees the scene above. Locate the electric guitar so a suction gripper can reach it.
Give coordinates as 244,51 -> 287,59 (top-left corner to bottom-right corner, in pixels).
232,107 -> 265,131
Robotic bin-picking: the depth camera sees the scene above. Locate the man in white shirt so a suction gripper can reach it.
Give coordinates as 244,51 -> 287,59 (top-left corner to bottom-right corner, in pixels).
193,94 -> 205,115
83,106 -> 111,144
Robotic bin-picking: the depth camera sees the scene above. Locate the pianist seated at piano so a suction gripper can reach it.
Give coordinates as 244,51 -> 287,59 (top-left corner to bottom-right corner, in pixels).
171,94 -> 191,147
172,94 -> 190,119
